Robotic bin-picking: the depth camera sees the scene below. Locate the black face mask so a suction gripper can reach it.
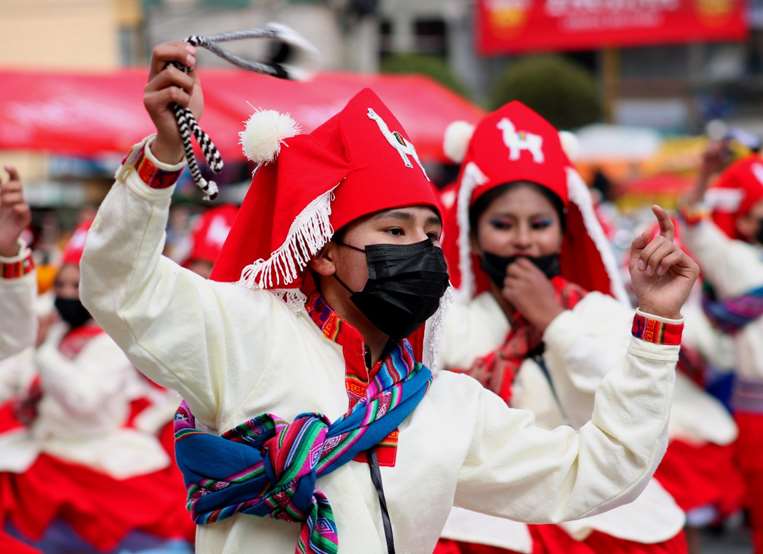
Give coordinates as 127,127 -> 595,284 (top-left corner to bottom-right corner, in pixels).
756,218 -> 763,246
54,297 -> 92,329
480,251 -> 561,289
334,238 -> 450,340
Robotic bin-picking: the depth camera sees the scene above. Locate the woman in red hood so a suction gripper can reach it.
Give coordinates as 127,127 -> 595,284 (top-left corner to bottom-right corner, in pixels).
436,102 -> 691,554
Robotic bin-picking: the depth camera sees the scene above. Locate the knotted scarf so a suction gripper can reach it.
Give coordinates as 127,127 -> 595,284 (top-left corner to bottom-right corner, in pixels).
467,277 -> 586,404
702,284 -> 763,334
173,339 -> 431,554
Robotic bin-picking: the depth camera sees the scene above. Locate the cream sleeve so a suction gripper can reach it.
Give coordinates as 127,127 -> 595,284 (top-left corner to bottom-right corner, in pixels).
80,140 -> 275,427
455,333 -> 676,523
0,242 -> 37,360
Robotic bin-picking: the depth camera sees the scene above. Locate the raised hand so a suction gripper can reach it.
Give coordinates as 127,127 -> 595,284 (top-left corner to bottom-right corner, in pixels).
0,166 -> 31,257
501,258 -> 564,332
630,206 -> 699,320
144,41 -> 204,164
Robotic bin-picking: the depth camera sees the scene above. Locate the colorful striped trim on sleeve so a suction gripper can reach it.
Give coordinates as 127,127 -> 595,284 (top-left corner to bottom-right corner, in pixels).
631,312 -> 683,345
1,250 -> 35,279
134,146 -> 183,190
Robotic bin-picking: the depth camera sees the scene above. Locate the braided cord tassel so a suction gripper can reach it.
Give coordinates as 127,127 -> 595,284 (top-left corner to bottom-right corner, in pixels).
169,25 -> 315,201
172,104 -> 218,201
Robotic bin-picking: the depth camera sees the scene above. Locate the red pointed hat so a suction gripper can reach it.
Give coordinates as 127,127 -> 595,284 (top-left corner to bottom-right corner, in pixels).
61,219 -> 93,267
706,154 -> 763,240
441,101 -> 628,303
210,88 -> 440,289
183,204 -> 238,266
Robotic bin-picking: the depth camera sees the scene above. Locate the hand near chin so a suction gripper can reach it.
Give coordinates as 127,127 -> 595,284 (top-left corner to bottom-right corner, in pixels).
501,258 -> 564,332
630,206 -> 699,320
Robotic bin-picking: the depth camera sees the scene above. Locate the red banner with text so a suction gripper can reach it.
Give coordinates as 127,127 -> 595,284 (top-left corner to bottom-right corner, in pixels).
478,0 -> 747,55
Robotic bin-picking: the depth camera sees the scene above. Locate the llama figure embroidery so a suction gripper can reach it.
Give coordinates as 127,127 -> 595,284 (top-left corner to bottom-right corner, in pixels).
367,108 -> 429,179
497,117 -> 545,164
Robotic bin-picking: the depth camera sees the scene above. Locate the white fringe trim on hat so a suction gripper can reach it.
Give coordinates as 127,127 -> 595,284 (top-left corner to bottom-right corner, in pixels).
566,168 -> 630,306
455,161 -> 488,302
239,187 -> 336,289
239,109 -> 301,164
443,121 -> 476,163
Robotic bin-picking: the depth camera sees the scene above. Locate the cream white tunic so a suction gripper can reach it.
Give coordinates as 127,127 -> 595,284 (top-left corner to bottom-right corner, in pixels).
441,292 -> 687,548
80,150 -> 680,554
682,219 -> 763,385
0,243 -> 36,360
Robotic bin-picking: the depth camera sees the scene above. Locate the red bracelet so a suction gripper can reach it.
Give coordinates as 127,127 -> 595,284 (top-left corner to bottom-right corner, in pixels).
120,144 -> 183,190
1,251 -> 35,279
631,312 -> 683,345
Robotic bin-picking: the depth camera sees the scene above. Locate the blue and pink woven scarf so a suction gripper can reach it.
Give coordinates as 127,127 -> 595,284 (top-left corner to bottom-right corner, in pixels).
173,339 -> 431,554
702,284 -> 763,334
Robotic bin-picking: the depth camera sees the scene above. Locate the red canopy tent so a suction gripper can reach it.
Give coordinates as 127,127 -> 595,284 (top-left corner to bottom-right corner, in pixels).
0,69 -> 483,162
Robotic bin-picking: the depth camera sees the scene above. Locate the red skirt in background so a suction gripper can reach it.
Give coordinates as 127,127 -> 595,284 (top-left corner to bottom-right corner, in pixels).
434,526 -> 688,554
735,411 -> 763,554
654,439 -> 744,517
0,453 -> 194,552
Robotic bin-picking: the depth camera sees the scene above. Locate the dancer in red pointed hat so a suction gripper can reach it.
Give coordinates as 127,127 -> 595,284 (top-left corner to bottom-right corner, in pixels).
678,140 -> 763,552
435,101 -> 689,554
80,41 -> 697,554
0,212 -> 194,552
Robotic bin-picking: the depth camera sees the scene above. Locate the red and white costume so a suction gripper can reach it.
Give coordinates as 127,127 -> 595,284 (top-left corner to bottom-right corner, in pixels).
680,154 -> 763,550
436,102 -> 687,554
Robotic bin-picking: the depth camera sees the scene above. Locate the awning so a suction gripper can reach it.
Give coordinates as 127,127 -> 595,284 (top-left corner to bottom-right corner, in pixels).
0,69 -> 483,162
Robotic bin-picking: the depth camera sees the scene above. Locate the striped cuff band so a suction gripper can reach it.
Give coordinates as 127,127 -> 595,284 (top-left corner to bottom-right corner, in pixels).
0,244 -> 35,280
631,312 -> 683,345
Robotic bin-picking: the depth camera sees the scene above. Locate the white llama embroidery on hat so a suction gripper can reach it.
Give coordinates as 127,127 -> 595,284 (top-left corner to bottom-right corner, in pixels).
367,108 -> 429,180
497,117 -> 544,164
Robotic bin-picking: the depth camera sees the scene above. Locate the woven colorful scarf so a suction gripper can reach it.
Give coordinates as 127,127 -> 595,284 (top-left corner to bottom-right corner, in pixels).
467,277 -> 586,404
173,339 -> 431,554
702,284 -> 763,334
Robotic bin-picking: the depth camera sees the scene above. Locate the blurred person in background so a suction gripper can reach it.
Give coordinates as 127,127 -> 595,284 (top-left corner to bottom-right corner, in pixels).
679,139 -> 763,553
0,178 -> 194,553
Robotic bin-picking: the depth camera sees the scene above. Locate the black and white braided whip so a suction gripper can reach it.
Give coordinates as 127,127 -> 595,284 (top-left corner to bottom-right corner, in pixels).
169,24 -> 317,201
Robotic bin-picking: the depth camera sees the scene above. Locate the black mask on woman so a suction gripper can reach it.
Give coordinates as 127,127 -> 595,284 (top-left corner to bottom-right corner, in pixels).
756,218 -> 763,246
334,238 -> 450,340
479,251 -> 561,289
54,297 -> 92,329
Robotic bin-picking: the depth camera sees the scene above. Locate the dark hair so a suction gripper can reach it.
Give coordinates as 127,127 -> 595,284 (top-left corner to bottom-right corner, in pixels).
468,181 -> 566,233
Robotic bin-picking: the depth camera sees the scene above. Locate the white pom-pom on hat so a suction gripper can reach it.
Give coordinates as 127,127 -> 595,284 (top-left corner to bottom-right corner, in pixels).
239,109 -> 301,164
559,130 -> 581,162
443,120 -> 475,163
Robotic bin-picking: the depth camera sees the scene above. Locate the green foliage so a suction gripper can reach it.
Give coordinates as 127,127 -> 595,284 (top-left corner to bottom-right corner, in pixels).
381,53 -> 470,99
490,55 -> 601,129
